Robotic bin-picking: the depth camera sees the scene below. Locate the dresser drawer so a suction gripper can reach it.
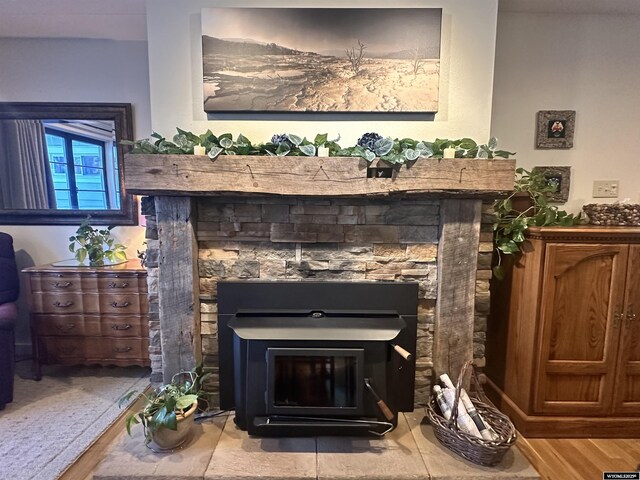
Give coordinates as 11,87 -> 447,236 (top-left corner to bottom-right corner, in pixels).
39,336 -> 87,359
31,293 -> 148,315
31,293 -> 85,314
30,274 -> 83,293
98,294 -> 148,315
100,316 -> 148,337
97,275 -> 147,294
39,336 -> 149,362
33,314 -> 101,336
33,314 -> 147,337
95,337 -> 149,360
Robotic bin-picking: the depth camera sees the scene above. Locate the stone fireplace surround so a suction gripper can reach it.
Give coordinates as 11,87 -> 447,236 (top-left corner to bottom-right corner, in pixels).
127,154 -> 514,408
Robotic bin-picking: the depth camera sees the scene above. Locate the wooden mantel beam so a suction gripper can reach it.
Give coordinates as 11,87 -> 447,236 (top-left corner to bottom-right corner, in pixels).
124,154 -> 515,198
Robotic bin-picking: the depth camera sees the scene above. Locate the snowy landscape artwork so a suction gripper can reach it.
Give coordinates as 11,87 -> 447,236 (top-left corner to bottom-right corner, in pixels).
201,8 -> 442,113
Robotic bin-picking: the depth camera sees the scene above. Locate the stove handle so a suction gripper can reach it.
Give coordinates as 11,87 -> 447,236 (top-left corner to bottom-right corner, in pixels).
391,343 -> 413,362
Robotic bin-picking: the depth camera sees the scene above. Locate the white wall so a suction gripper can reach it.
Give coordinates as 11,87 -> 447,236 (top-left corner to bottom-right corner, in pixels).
146,0 -> 499,144
491,12 -> 640,213
0,38 -> 152,350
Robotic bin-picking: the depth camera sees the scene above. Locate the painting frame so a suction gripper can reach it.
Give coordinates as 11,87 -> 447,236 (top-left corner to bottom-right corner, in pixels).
532,165 -> 571,203
201,8 -> 442,113
536,110 -> 576,149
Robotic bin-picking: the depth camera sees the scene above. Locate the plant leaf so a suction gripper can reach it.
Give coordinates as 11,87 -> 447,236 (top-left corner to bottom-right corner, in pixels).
299,144 -> 316,156
286,133 -> 303,146
208,146 -> 224,160
363,150 -> 376,163
176,394 -> 198,410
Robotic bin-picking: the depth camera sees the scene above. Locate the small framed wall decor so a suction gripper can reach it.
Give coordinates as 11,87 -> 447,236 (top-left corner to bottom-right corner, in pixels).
532,165 -> 571,203
536,110 -> 575,149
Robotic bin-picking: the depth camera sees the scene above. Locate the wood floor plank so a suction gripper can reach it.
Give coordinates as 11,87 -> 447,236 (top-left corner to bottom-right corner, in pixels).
517,435 -> 640,480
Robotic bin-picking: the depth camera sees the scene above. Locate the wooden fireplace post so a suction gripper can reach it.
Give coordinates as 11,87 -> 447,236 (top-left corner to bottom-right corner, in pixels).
155,196 -> 202,382
434,199 -> 482,383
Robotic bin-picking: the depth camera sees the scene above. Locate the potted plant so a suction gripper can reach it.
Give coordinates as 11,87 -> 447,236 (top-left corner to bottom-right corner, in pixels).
492,167 -> 581,279
119,366 -> 209,450
68,216 -> 127,266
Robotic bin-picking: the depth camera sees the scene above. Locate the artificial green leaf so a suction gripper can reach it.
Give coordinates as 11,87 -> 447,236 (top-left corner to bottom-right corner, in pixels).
219,137 -> 233,149
287,134 -> 303,146
314,133 -> 328,145
404,148 -> 419,161
299,144 -> 316,156
487,137 -> 498,150
275,143 -> 291,156
236,133 -> 250,146
374,138 -> 394,156
363,150 -> 376,163
77,249 -> 87,263
208,146 -> 223,160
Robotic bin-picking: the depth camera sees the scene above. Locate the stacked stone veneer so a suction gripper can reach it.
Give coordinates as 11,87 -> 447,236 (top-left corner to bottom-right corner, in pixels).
141,196 -> 496,406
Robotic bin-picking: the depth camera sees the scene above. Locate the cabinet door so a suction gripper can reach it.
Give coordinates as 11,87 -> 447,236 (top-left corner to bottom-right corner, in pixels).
613,244 -> 640,415
534,243 -> 628,415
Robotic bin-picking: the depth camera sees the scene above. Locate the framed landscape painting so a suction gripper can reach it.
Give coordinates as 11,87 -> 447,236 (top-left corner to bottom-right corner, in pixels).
201,8 -> 442,113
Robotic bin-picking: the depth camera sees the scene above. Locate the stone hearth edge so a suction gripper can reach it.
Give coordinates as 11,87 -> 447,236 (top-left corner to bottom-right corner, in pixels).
93,410 -> 539,480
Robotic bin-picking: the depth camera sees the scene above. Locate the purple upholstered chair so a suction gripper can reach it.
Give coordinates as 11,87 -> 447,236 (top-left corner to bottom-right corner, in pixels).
0,232 -> 19,410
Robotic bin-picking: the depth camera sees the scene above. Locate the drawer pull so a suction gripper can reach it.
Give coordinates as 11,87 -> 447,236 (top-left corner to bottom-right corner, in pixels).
114,346 -> 133,353
55,323 -> 76,332
112,323 -> 132,331
110,301 -> 131,309
108,281 -> 129,289
51,281 -> 72,288
53,301 -> 74,308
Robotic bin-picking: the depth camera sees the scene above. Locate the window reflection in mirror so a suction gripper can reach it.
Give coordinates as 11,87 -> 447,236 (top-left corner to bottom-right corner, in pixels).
0,103 -> 137,225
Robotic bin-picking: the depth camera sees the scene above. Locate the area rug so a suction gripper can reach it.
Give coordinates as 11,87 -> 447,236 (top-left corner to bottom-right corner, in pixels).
0,362 -> 149,480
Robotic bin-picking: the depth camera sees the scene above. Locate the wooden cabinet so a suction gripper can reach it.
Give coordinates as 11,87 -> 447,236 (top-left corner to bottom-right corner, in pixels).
23,260 -> 150,379
486,226 -> 640,437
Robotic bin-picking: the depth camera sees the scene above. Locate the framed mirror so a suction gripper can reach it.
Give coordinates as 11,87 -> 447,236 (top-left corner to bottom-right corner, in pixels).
0,102 -> 137,225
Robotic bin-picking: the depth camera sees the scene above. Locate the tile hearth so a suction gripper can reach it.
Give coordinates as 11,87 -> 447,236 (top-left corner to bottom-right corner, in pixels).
93,410 -> 539,480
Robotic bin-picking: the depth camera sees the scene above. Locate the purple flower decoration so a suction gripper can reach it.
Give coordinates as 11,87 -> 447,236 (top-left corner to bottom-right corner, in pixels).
271,134 -> 294,148
357,132 -> 383,151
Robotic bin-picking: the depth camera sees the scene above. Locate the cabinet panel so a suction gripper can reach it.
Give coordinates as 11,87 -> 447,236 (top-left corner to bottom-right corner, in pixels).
614,244 -> 640,414
485,227 -> 640,436
535,244 -> 627,415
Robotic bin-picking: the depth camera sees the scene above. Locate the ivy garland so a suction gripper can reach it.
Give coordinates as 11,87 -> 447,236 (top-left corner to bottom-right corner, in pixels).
123,129 -> 514,166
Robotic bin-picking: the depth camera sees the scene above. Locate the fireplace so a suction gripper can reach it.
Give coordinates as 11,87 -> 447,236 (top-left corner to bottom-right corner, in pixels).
125,153 -> 515,426
217,281 -> 417,436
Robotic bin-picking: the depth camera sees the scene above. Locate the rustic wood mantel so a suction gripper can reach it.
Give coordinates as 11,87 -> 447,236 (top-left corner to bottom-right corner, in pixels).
124,154 -> 515,197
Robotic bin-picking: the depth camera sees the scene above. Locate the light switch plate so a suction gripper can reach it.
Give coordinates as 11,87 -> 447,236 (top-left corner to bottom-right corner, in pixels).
593,180 -> 619,198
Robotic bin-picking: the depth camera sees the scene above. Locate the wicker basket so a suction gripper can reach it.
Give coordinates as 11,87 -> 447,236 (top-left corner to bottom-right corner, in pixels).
424,361 -> 517,466
583,203 -> 640,226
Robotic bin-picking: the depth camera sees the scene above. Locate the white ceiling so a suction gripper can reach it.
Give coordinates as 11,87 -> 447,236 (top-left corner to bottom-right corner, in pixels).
0,0 -> 639,41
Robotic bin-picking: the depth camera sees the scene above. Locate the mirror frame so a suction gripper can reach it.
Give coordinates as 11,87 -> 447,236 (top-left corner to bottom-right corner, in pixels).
0,102 -> 137,226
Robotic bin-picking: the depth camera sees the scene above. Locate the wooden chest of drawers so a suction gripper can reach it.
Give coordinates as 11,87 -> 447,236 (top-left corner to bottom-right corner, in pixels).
23,260 -> 150,379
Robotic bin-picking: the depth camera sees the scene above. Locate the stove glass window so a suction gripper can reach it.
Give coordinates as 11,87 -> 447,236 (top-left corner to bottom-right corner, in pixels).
272,354 -> 358,408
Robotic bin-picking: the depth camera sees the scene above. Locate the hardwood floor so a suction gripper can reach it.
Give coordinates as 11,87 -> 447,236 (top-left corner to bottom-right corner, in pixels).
517,436 -> 640,480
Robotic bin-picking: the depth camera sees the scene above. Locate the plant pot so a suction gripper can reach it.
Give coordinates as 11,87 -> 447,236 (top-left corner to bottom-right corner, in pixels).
149,399 -> 198,451
510,192 -> 534,214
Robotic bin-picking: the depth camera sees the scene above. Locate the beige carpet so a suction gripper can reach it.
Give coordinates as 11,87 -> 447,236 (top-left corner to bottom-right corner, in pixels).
0,361 -> 149,480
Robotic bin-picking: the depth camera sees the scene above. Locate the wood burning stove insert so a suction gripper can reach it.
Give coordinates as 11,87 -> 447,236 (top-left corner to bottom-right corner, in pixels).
217,281 -> 418,436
